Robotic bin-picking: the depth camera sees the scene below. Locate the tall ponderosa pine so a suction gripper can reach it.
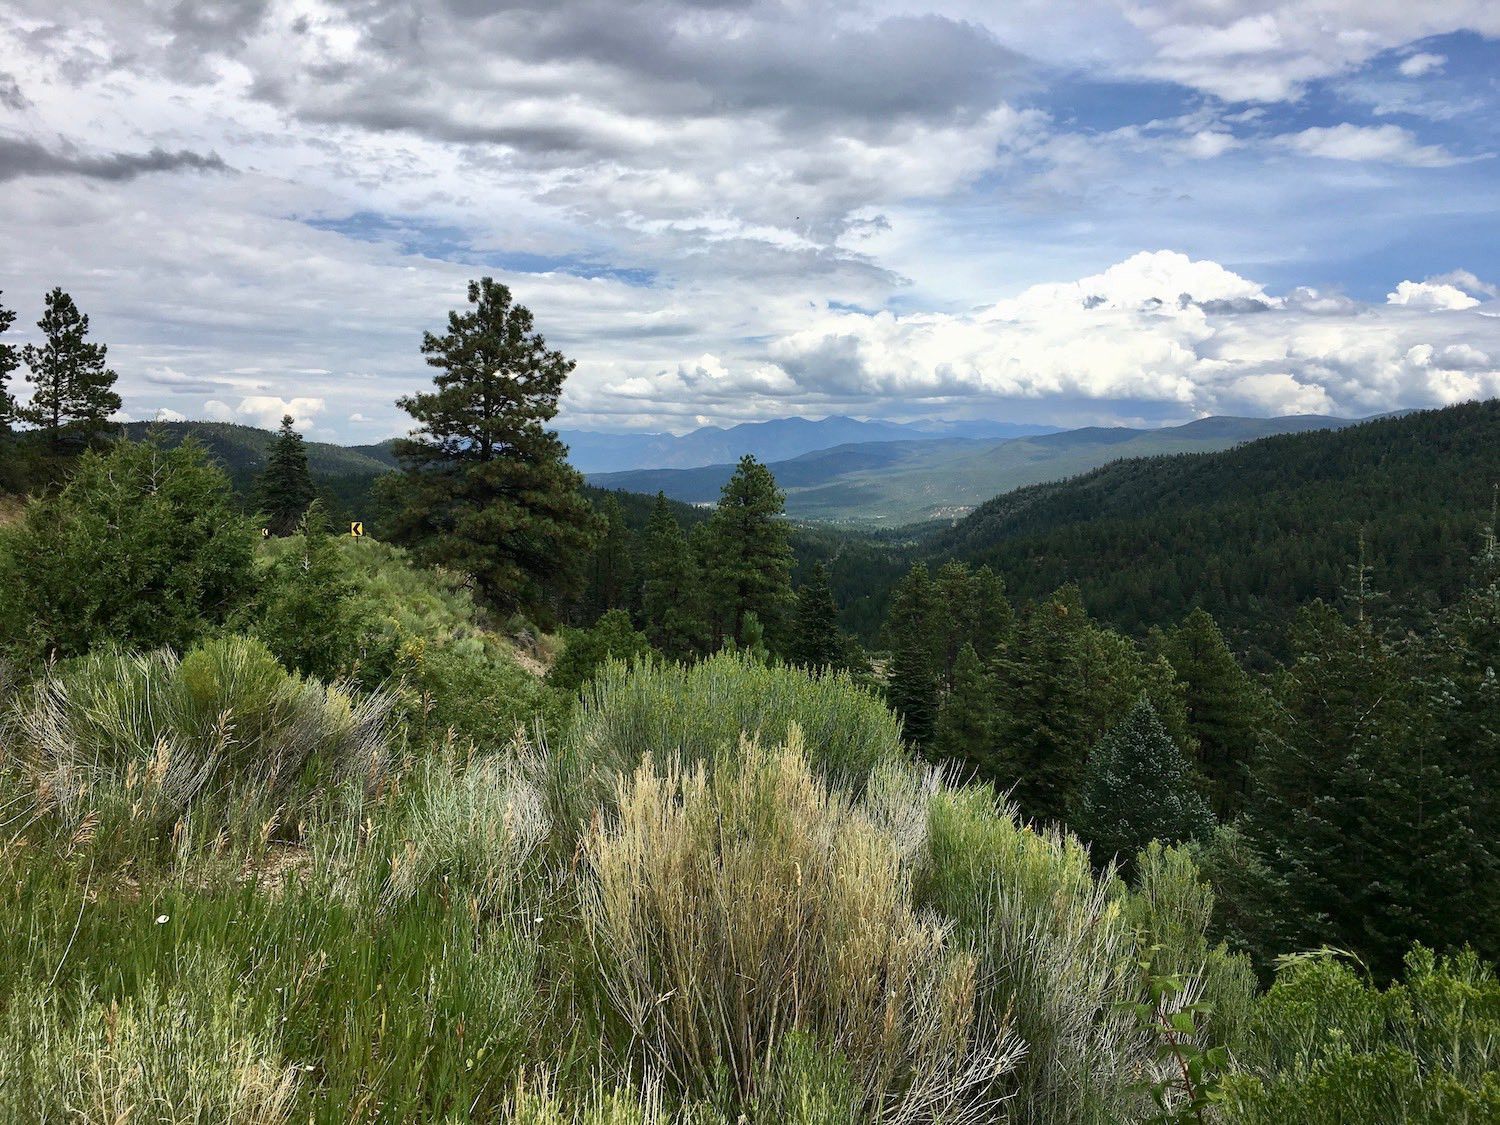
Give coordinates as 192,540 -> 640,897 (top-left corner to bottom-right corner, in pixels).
583,494 -> 636,622
640,493 -> 708,659
254,414 -> 317,536
789,562 -> 843,670
0,290 -> 17,431
17,287 -> 121,446
883,562 -> 942,749
1072,696 -> 1214,869
703,455 -> 794,649
381,278 -> 598,615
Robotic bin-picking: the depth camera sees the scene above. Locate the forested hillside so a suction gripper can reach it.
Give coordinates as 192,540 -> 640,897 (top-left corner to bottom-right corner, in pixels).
915,401 -> 1500,664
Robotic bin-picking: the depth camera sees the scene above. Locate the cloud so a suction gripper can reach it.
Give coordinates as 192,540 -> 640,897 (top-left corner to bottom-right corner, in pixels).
691,251 -> 1500,419
1386,280 -> 1481,311
1398,52 -> 1446,77
204,396 -> 324,430
1425,269 -> 1499,298
1274,123 -> 1462,167
0,73 -> 29,110
0,136 -> 230,183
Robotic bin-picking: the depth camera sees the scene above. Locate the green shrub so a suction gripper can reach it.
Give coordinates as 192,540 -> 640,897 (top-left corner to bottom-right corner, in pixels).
1127,842 -> 1257,1048
919,787 -> 1149,1125
3,634 -> 394,854
0,434 -> 257,664
548,609 -> 653,698
251,503 -> 395,684
549,652 -> 905,841
581,732 -> 1020,1118
1221,946 -> 1500,1123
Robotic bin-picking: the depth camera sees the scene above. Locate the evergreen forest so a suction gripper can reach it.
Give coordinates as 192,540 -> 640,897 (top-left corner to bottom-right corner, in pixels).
1,281 -> 1498,1123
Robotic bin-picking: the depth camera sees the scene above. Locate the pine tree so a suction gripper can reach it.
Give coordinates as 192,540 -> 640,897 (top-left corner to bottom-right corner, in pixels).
254,414 -> 317,536
703,455 -> 794,649
1153,608 -> 1262,818
933,642 -> 996,775
640,493 -> 708,659
883,562 -> 942,749
380,278 -> 599,615
1072,697 -> 1214,869
583,494 -> 636,622
789,562 -> 843,670
17,287 -> 122,446
0,290 -> 18,431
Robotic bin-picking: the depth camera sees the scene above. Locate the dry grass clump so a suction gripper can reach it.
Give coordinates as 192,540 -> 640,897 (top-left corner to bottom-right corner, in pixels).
582,730 -> 1021,1123
0,955 -> 297,1125
2,635 -> 394,851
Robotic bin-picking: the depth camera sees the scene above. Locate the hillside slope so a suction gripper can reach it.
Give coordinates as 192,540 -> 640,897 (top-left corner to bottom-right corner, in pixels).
923,400 -> 1500,664
590,414 -> 1359,524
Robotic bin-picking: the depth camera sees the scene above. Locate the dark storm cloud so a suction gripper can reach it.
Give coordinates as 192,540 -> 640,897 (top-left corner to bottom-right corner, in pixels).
247,0 -> 1027,149
167,0 -> 271,50
0,136 -> 230,183
0,74 -> 29,110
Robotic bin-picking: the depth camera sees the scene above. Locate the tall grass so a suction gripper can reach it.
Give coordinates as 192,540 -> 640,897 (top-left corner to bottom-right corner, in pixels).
582,731 -> 1022,1122
1,635 -> 393,861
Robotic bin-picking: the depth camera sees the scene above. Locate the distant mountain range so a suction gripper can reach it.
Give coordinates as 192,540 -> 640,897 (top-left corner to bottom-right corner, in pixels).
557,415 -> 1056,474
587,414 -> 1363,525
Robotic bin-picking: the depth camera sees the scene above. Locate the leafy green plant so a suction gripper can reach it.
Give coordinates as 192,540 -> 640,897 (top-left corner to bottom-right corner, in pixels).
1122,942 -> 1231,1125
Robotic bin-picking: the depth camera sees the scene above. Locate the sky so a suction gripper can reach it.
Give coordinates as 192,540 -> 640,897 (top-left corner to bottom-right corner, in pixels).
1,1 -> 1499,441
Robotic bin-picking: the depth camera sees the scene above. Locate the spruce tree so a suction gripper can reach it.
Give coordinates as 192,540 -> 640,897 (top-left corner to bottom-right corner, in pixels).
703,455 -> 794,649
789,562 -> 843,670
883,562 -> 942,749
0,290 -> 17,431
640,493 -> 708,659
1154,607 -> 1262,818
1072,696 -> 1214,869
254,414 -> 317,536
17,287 -> 122,447
582,494 -> 636,622
933,642 -> 996,776
380,278 -> 599,615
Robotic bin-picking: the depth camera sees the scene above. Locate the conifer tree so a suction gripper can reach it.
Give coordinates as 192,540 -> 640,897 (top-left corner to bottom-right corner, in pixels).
1073,696 -> 1214,869
254,414 -> 317,536
0,290 -> 17,431
1153,607 -> 1262,818
883,562 -> 942,749
789,562 -> 843,670
640,493 -> 708,659
703,455 -> 794,649
992,586 -> 1095,821
380,277 -> 599,615
0,433 -> 256,661
583,494 -> 636,622
933,642 -> 996,775
17,287 -> 122,446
